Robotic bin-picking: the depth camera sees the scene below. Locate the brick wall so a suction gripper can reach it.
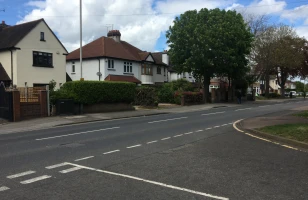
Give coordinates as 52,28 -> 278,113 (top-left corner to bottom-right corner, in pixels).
20,102 -> 41,120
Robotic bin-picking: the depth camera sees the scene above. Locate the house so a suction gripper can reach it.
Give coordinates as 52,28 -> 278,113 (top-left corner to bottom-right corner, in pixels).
66,30 -> 169,85
285,80 -> 296,90
0,19 -> 68,88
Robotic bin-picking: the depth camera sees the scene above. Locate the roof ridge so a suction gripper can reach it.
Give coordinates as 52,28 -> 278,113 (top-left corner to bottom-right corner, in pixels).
7,18 -> 43,29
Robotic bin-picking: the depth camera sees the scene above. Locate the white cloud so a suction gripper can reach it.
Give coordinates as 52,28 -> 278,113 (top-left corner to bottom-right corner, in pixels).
281,5 -> 308,22
26,1 -> 46,9
19,0 -> 236,52
295,26 -> 308,39
228,0 -> 287,15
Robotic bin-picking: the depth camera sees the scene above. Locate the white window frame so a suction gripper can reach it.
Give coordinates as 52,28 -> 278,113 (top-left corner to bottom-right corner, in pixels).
108,59 -> 114,69
124,62 -> 132,73
72,61 -> 75,73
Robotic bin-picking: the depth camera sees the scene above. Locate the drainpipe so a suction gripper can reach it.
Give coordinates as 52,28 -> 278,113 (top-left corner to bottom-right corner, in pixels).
98,58 -> 101,81
10,49 -> 13,85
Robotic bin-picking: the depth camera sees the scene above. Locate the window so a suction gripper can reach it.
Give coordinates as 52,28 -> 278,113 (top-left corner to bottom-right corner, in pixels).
142,64 -> 152,75
108,60 -> 114,69
72,62 -> 75,73
33,51 -> 53,67
40,32 -> 45,41
124,62 -> 132,73
157,67 -> 161,74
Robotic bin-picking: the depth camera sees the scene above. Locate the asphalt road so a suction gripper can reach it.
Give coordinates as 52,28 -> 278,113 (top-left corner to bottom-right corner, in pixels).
0,100 -> 307,200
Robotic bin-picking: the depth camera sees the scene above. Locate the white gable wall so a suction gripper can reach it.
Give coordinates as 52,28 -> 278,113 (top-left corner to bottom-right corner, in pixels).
15,21 -> 67,88
0,51 -> 17,84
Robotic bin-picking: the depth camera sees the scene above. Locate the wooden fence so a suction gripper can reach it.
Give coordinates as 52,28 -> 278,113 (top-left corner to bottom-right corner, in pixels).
17,87 -> 45,102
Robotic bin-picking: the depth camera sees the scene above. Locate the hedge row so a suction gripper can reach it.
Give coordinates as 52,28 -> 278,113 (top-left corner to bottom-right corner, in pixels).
174,91 -> 203,105
61,81 -> 136,105
134,87 -> 158,106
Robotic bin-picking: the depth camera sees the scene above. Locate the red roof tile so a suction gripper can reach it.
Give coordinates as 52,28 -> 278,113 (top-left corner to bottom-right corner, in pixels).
104,74 -> 141,84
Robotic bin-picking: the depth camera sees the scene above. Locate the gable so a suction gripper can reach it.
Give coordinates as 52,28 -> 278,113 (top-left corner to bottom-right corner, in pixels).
16,20 -> 68,54
146,54 -> 154,62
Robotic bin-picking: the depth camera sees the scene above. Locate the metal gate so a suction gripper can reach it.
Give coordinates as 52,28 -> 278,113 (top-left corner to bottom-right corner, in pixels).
0,82 -> 13,121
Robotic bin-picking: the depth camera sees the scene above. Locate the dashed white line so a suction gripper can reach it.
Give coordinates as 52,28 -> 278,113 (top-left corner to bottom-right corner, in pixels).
20,175 -> 52,184
259,105 -> 270,108
127,144 -> 142,149
235,108 -> 252,111
103,150 -> 120,155
7,171 -> 36,179
161,137 -> 171,140
221,124 -> 228,126
46,163 -> 68,169
67,162 -> 229,200
59,167 -> 82,174
195,130 -> 203,133
173,134 -> 183,138
214,126 -> 221,128
205,128 -> 212,130
184,132 -> 193,135
228,123 -> 233,125
36,127 -> 120,141
202,111 -> 225,116
148,117 -> 188,124
0,186 -> 10,192
74,156 -> 94,162
147,140 -> 158,144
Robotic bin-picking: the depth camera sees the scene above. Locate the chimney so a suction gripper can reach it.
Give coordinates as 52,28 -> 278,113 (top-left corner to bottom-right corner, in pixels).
162,50 -> 169,66
107,30 -> 121,42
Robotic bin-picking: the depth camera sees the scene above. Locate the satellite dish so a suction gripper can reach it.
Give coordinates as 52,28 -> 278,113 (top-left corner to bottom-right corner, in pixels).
96,72 -> 102,76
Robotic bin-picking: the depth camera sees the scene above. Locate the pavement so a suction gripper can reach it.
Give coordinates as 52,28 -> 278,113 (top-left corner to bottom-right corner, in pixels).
0,98 -> 307,200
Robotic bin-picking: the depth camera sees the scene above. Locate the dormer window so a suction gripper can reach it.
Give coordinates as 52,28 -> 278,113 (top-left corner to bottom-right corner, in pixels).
40,32 -> 45,41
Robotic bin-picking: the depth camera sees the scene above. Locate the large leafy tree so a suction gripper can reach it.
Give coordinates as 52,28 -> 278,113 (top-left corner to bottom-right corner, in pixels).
166,8 -> 253,102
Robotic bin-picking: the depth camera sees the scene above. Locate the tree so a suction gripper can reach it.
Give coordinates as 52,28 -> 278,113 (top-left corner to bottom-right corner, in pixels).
166,8 -> 253,102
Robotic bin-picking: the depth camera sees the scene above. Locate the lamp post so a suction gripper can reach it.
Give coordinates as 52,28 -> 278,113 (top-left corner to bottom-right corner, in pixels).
80,0 -> 83,80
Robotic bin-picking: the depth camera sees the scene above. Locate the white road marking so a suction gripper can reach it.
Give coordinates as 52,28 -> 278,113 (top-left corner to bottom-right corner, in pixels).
161,137 -> 171,140
221,124 -> 228,126
235,108 -> 252,111
20,175 -> 52,184
147,140 -> 158,144
7,171 -> 36,179
0,186 -> 10,192
103,150 -> 120,155
259,105 -> 270,108
127,144 -> 142,149
214,126 -> 220,128
205,128 -> 212,130
184,132 -> 193,135
74,156 -> 94,162
195,130 -> 203,132
202,111 -> 225,116
36,127 -> 120,141
282,145 -> 298,150
67,162 -> 229,200
233,120 -> 244,132
148,117 -> 187,124
59,167 -> 82,174
46,163 -> 68,169
228,123 -> 234,125
173,134 -> 183,138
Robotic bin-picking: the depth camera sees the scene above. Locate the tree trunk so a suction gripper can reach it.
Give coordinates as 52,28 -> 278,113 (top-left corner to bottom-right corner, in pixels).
265,72 -> 270,98
280,86 -> 285,98
203,75 -> 211,103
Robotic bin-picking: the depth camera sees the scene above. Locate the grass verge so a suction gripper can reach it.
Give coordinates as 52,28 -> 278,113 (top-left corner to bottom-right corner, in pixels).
258,124 -> 308,143
293,110 -> 308,118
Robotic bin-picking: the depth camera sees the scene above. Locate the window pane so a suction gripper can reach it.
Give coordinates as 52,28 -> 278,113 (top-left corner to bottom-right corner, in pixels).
112,60 -> 114,68
130,66 -> 132,72
124,65 -> 126,72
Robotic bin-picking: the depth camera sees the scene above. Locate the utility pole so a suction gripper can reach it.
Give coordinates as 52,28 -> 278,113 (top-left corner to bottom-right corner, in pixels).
80,0 -> 83,80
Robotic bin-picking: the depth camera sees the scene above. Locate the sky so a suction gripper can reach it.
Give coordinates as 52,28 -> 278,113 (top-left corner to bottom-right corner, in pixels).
0,0 -> 308,53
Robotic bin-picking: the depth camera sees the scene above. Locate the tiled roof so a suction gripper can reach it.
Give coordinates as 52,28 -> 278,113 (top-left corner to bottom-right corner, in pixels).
66,36 -> 169,66
104,74 -> 141,84
67,37 -> 145,61
0,19 -> 42,50
0,63 -> 10,81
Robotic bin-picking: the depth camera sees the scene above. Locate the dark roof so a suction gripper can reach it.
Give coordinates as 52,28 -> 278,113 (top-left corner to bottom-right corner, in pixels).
66,36 -> 168,67
66,73 -> 72,82
0,63 -> 11,81
0,19 -> 68,53
104,74 -> 141,84
0,19 -> 42,50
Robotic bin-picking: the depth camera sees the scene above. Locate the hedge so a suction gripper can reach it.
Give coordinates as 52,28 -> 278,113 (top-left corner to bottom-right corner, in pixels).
174,91 -> 203,105
134,87 -> 158,106
61,81 -> 136,105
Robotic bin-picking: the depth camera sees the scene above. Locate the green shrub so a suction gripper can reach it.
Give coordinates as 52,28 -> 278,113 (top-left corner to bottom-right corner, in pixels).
158,83 -> 175,103
50,89 -> 76,105
174,91 -> 203,105
268,93 -> 281,98
171,79 -> 194,92
134,87 -> 158,106
61,81 -> 136,105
